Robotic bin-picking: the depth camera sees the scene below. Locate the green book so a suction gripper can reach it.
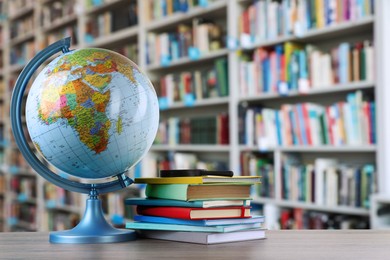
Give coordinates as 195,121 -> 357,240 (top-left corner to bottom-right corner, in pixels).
145,184 -> 252,201
215,58 -> 228,97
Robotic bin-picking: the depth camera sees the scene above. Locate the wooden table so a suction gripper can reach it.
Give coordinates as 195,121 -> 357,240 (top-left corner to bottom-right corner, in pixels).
0,230 -> 390,259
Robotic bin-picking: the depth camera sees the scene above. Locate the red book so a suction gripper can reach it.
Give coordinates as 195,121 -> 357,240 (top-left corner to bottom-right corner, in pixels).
302,104 -> 312,145
326,106 -> 334,145
137,206 -> 251,220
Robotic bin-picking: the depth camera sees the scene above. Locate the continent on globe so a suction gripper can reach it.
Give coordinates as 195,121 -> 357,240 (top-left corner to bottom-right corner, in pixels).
37,49 -> 135,154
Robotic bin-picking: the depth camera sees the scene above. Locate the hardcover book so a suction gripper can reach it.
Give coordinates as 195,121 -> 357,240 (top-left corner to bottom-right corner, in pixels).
145,184 -> 252,201
136,206 -> 251,220
126,221 -> 261,233
133,215 -> 264,226
125,198 -> 251,208
137,229 -> 266,244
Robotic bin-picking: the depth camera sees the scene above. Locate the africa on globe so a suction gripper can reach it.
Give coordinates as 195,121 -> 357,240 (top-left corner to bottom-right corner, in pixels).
26,48 -> 159,180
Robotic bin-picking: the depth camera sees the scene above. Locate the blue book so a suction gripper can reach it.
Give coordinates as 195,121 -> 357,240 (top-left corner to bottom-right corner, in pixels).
339,43 -> 350,83
125,198 -> 251,208
133,215 -> 264,226
275,110 -> 282,145
126,221 -> 262,233
370,102 -> 376,144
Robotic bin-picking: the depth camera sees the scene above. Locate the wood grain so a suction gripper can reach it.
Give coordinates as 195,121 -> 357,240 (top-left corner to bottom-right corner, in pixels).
0,230 -> 389,260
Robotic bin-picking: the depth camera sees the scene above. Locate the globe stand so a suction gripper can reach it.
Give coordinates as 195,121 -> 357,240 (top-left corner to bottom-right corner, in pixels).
50,185 -> 136,244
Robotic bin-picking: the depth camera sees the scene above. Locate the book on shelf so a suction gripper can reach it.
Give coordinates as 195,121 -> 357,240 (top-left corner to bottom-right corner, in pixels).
146,184 -> 252,201
239,0 -> 373,46
137,229 -> 266,245
133,215 -> 264,226
135,175 -> 261,184
238,40 -> 374,97
126,198 -> 251,208
126,221 -> 260,232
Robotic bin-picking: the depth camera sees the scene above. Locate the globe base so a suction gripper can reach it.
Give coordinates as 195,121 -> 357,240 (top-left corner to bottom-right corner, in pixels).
50,198 -> 136,244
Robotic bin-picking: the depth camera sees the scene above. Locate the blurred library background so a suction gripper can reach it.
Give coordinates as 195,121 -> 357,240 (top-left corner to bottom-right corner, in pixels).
1,0 -> 390,232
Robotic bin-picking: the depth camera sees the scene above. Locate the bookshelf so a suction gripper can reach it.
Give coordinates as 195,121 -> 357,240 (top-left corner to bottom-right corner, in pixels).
0,0 -> 389,231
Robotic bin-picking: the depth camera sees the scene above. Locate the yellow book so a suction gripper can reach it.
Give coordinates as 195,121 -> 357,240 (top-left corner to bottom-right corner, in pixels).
315,0 -> 325,28
135,176 -> 261,185
284,42 -> 303,82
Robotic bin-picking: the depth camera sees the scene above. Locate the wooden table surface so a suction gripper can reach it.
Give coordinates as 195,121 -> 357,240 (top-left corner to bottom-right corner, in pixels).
0,230 -> 390,260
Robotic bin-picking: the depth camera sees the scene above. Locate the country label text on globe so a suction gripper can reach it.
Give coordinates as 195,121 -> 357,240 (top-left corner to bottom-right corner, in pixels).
26,49 -> 159,179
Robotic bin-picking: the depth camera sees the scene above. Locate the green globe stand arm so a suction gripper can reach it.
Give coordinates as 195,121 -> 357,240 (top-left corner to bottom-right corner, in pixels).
10,37 -> 136,243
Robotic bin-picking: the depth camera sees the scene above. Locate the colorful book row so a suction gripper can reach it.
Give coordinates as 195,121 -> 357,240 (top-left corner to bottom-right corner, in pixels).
155,113 -> 229,145
238,40 -> 374,96
239,90 -> 376,147
146,21 -> 225,66
281,157 -> 376,208
41,0 -> 76,28
239,0 -> 374,46
145,0 -> 214,22
10,41 -> 36,66
85,2 -> 138,43
156,58 -> 228,109
279,208 -> 369,229
240,152 -> 274,198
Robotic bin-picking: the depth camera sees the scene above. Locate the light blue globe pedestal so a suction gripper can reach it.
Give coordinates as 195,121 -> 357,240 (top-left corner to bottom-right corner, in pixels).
10,37 -> 159,244
50,187 -> 136,243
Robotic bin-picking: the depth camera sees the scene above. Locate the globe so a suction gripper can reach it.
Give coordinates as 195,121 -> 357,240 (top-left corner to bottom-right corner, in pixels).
26,48 -> 159,179
10,38 -> 159,243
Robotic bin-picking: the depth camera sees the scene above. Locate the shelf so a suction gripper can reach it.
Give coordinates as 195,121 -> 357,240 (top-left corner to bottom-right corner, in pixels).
12,197 -> 37,205
85,0 -> 130,15
10,220 -> 36,231
239,81 -> 375,103
147,48 -> 229,72
10,31 -> 35,46
253,197 -> 370,216
151,144 -> 230,152
146,0 -> 227,32
84,26 -> 138,48
45,203 -> 81,214
239,145 -> 377,153
8,5 -> 34,21
161,97 -> 229,111
239,16 -> 374,51
42,13 -> 78,33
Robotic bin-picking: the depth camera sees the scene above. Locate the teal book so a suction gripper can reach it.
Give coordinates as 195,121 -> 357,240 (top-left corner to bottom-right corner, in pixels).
125,198 -> 251,208
126,221 -> 262,233
145,184 -> 252,201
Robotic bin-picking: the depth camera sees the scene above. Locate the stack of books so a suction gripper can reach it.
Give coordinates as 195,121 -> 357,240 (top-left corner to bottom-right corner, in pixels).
125,175 -> 265,244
